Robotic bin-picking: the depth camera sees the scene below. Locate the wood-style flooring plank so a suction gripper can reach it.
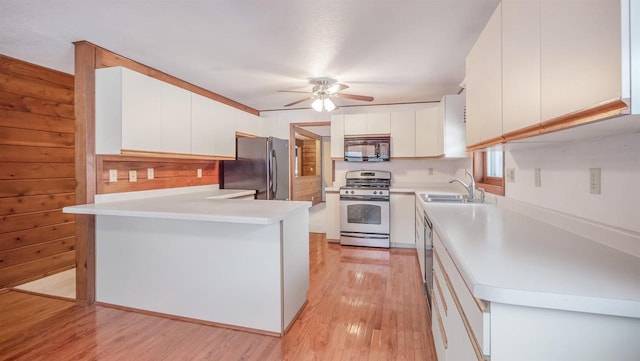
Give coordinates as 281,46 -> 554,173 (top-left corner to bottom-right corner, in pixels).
0,233 -> 436,361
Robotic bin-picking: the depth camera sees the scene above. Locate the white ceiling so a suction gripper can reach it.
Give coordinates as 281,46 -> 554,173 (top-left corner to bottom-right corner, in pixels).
0,0 -> 499,112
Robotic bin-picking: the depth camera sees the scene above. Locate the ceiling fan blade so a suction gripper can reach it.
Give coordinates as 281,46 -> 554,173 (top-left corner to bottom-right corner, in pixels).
278,90 -> 311,94
336,93 -> 374,102
326,83 -> 349,94
284,97 -> 312,107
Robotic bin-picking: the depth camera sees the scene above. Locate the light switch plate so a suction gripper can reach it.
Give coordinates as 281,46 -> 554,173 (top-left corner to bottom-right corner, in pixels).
506,168 -> 515,183
129,170 -> 137,182
590,168 -> 601,194
197,168 -> 203,178
534,168 -> 541,187
147,168 -> 154,180
109,169 -> 118,183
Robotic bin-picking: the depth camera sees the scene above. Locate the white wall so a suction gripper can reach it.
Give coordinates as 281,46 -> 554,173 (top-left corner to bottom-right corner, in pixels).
504,131 -> 640,233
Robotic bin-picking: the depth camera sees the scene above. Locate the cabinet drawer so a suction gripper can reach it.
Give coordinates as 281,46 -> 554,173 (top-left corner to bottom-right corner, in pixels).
433,230 -> 490,357
432,285 -> 448,360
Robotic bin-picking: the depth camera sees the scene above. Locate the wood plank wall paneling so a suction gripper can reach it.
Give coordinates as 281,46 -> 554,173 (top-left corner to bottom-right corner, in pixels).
301,140 -> 317,176
97,156 -> 219,194
292,175 -> 322,206
0,54 -> 76,288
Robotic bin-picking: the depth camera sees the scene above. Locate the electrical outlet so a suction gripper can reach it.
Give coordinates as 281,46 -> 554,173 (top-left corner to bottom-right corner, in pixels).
534,168 -> 541,187
506,168 -> 515,183
197,168 -> 203,178
147,168 -> 154,180
428,168 -> 434,176
109,169 -> 118,183
590,168 -> 601,194
129,170 -> 137,182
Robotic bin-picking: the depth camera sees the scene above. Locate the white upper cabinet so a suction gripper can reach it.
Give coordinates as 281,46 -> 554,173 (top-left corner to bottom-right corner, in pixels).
343,113 -> 367,135
191,94 -> 237,158
466,0 -> 637,148
344,113 -> 390,135
540,0 -> 622,120
96,66 -> 247,158
502,0 -> 541,134
465,3 -> 503,147
390,111 -> 416,158
330,114 -> 345,159
415,107 -> 443,157
235,111 -> 262,136
366,112 -> 391,134
161,82 -> 192,154
191,93 -> 217,156
215,103 -> 237,158
96,66 -> 163,154
439,93 -> 467,157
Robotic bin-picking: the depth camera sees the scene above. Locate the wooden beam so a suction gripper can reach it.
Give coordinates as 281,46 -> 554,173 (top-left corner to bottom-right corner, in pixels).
92,43 -> 259,116
73,41 -> 97,306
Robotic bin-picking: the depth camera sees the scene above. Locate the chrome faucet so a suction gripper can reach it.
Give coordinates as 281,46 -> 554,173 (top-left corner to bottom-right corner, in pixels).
449,170 -> 477,200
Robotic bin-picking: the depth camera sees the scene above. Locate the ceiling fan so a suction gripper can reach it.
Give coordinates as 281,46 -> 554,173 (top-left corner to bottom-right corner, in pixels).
280,77 -> 374,112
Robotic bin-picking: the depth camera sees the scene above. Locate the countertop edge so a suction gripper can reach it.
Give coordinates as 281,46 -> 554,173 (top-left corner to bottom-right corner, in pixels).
419,198 -> 640,319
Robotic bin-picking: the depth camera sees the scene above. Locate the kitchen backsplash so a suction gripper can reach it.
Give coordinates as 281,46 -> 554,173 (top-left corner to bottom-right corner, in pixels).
504,131 -> 640,234
333,158 -> 472,187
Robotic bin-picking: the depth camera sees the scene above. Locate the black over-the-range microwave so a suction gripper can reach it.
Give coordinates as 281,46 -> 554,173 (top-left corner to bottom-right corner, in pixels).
344,136 -> 391,162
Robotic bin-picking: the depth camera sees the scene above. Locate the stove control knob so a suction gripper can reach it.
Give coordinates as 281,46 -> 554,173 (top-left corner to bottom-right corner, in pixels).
350,190 -> 354,194
373,191 -> 378,195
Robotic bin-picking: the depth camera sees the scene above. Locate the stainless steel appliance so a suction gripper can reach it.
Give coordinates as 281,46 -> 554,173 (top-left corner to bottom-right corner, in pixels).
344,136 -> 391,162
424,211 -> 434,315
222,136 -> 289,200
339,170 -> 391,248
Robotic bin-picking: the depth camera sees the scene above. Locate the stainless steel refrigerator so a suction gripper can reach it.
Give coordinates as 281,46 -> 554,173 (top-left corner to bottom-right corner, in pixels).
222,136 -> 289,200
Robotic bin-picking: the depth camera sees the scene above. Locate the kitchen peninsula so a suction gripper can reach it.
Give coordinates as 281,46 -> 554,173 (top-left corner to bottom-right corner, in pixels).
64,187 -> 311,336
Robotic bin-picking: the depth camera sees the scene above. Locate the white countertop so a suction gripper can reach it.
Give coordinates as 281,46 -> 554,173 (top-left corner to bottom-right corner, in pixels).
420,200 -> 640,319
64,190 -> 311,225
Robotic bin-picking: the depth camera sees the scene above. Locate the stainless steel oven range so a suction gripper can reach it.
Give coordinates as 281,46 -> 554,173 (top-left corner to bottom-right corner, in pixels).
339,170 -> 391,248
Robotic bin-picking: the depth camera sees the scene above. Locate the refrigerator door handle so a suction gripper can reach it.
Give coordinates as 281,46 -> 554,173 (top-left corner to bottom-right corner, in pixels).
271,149 -> 278,197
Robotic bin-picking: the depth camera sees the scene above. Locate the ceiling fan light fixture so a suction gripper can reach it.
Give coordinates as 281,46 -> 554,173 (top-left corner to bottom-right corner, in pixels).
311,98 -> 324,112
323,97 -> 336,111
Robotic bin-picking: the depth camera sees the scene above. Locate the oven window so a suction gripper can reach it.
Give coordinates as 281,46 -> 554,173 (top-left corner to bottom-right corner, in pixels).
347,204 -> 382,225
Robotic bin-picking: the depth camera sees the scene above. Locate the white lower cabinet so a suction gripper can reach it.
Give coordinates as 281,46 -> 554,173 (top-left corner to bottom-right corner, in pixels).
390,193 -> 415,247
432,228 -> 488,361
325,191 -> 340,240
415,199 -> 425,282
429,219 -> 640,361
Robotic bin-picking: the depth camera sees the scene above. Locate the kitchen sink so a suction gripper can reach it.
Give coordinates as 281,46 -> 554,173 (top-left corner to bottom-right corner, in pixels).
420,193 -> 470,203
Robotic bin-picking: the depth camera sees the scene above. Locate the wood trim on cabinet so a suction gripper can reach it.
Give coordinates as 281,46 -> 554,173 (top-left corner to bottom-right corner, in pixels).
73,41 -> 97,306
432,293 -> 448,350
467,99 -> 629,151
235,131 -> 258,138
434,271 -> 448,315
120,149 -> 233,161
539,98 -> 628,133
91,43 -> 259,116
466,135 -> 505,152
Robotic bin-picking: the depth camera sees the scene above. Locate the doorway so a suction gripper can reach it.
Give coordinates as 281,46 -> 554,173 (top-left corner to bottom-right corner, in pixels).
289,122 -> 332,206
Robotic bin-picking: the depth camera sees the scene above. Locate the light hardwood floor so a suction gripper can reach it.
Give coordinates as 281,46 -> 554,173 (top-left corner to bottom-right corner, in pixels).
0,233 -> 436,361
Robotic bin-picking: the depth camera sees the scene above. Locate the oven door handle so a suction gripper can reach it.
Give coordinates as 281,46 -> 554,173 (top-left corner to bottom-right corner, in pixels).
340,196 -> 389,201
340,232 -> 390,239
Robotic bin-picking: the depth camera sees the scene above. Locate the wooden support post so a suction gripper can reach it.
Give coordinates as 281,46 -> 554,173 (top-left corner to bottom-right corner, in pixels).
73,41 -> 97,305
